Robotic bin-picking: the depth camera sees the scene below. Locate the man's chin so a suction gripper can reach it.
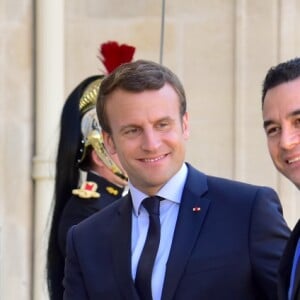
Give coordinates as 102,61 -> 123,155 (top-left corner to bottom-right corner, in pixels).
283,173 -> 300,190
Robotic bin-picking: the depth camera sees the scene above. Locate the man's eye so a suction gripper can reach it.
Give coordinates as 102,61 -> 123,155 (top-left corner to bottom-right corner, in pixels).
157,121 -> 169,129
124,128 -> 139,136
266,126 -> 280,136
125,128 -> 136,134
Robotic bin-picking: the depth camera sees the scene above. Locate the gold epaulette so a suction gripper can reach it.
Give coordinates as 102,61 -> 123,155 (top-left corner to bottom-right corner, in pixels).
72,181 -> 100,199
106,186 -> 119,196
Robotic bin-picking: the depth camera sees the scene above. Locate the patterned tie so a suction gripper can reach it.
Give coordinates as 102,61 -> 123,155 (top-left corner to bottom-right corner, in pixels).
288,238 -> 300,300
135,196 -> 161,300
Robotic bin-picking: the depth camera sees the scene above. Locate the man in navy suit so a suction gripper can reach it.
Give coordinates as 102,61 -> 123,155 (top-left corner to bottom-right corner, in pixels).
262,57 -> 300,300
63,59 -> 290,300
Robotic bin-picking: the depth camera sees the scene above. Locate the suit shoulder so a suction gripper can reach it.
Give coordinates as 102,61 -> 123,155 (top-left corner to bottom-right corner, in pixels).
207,174 -> 276,193
73,196 -> 124,228
201,174 -> 279,207
186,163 -> 277,199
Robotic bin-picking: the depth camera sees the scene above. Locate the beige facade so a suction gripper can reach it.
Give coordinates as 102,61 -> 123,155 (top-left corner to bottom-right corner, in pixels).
1,0 -> 300,299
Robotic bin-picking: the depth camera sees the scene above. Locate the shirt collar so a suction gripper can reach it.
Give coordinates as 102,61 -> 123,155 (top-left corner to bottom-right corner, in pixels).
130,163 -> 188,216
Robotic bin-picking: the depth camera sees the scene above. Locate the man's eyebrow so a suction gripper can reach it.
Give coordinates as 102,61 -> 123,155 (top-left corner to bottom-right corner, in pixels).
263,109 -> 300,129
289,109 -> 300,117
263,120 -> 273,129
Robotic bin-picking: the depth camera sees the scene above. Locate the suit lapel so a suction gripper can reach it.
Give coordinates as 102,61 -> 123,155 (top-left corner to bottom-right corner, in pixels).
278,248 -> 293,300
292,257 -> 300,300
111,194 -> 140,300
279,220 -> 300,300
161,165 -> 210,300
291,220 -> 300,300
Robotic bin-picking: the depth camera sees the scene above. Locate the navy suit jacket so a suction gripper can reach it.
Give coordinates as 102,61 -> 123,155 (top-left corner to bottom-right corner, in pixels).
278,219 -> 300,300
63,164 -> 290,300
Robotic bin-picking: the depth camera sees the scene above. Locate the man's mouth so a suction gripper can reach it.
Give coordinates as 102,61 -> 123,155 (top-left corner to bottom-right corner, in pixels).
287,156 -> 300,164
142,155 -> 166,163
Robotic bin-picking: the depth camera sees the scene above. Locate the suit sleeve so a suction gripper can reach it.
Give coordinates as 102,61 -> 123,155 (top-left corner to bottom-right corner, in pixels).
63,226 -> 89,300
249,186 -> 291,299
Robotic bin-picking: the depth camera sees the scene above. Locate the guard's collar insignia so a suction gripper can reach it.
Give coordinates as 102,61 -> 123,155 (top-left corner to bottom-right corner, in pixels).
72,181 -> 100,199
106,186 -> 119,196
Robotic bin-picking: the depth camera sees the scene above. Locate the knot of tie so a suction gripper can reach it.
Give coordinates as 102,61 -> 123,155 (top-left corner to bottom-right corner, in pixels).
142,196 -> 161,216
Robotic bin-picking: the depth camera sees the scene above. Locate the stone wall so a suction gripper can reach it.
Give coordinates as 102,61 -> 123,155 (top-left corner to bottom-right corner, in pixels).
1,0 -> 300,299
0,0 -> 33,299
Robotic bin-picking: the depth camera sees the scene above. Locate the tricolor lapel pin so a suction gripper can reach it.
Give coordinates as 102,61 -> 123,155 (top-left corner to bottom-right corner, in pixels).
192,207 -> 201,212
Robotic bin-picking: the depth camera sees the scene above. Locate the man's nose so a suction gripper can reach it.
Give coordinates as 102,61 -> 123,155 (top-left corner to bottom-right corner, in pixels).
280,128 -> 300,150
141,129 -> 161,151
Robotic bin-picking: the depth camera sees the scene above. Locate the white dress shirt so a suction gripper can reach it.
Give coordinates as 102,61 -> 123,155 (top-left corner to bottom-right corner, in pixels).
130,163 -> 188,300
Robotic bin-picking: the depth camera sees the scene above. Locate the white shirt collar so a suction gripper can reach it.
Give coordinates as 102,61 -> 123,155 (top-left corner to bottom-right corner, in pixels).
130,163 -> 188,215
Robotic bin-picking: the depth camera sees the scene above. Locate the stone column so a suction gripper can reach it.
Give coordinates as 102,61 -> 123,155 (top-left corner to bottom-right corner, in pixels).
32,1 -> 64,299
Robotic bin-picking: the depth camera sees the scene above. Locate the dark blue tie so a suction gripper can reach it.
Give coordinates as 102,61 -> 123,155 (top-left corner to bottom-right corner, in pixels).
135,196 -> 161,300
288,238 -> 300,300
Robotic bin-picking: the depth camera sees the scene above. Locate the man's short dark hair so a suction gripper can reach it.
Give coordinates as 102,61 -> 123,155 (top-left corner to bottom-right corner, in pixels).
96,59 -> 186,134
262,57 -> 300,105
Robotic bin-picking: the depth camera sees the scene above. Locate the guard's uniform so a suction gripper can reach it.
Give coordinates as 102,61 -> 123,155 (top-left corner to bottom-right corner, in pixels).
58,171 -> 125,256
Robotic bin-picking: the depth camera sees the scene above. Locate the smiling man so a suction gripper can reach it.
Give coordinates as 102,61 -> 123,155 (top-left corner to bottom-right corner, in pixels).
262,57 -> 300,300
63,59 -> 290,300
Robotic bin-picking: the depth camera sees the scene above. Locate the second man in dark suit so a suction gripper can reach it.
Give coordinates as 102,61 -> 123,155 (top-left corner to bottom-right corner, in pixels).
262,57 -> 300,300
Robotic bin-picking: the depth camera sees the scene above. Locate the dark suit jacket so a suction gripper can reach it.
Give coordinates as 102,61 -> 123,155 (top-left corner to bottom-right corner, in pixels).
63,164 -> 290,300
278,219 -> 300,300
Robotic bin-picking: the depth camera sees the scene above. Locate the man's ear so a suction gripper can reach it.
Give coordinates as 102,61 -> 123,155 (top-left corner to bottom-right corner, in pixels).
182,112 -> 190,139
102,131 -> 117,154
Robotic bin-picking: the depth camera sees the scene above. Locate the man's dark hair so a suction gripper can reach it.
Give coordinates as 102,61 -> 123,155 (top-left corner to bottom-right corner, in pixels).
96,59 -> 186,134
262,57 -> 300,105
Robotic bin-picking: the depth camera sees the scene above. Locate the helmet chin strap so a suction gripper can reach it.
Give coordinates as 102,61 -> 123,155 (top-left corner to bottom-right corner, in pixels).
79,108 -> 128,182
85,130 -> 128,182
